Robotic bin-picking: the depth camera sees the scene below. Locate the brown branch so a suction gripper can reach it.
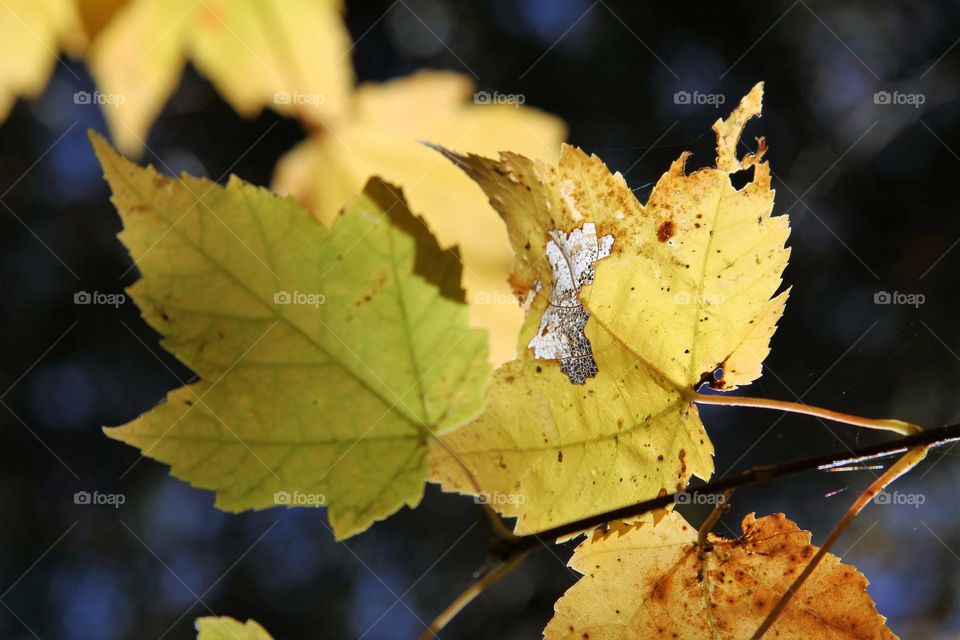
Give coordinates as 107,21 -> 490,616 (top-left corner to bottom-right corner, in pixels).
433,425 -> 958,637
492,423 -> 960,557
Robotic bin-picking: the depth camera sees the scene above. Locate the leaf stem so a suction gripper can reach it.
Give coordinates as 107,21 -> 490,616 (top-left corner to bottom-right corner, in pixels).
697,489 -> 734,549
697,489 -> 734,639
690,391 -> 921,435
749,444 -> 930,640
418,550 -> 530,640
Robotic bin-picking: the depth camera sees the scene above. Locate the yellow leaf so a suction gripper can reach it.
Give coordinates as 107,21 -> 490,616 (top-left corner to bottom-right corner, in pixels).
196,617 -> 273,640
0,0 -> 84,121
88,0 -> 352,154
75,0 -> 129,41
91,132 -> 489,539
428,85 -> 787,534
273,70 -> 567,366
545,511 -> 897,640
584,82 -> 790,391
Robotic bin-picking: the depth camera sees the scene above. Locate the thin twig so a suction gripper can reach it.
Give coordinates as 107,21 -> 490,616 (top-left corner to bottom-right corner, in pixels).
483,503 -> 517,542
429,431 -> 516,542
418,550 -> 530,640
698,489 -> 734,548
749,445 -> 930,640
437,427 -> 957,636
493,423 -> 960,556
696,489 -> 734,640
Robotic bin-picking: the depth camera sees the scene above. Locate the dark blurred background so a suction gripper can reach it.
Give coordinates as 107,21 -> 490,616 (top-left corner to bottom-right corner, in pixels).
1,1 -> 960,638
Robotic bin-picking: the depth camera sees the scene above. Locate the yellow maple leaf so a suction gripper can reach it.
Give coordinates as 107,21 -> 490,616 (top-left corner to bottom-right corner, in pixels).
0,0 -> 85,121
196,617 -> 273,640
87,0 -> 353,154
545,511 -> 897,639
428,84 -> 788,535
273,70 -> 567,366
585,83 -> 790,391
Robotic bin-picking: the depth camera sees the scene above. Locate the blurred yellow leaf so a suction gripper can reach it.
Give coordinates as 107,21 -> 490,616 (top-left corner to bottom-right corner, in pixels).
274,70 -> 567,366
0,0 -> 84,120
75,0 -> 128,41
88,0 -> 352,154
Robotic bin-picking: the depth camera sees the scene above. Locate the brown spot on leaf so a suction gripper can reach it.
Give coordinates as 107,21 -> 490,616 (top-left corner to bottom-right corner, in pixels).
657,220 -> 675,242
548,511 -> 896,640
355,270 -> 388,307
152,174 -> 173,189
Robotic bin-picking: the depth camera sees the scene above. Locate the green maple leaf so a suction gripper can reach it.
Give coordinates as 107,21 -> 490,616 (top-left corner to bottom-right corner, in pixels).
92,132 -> 489,539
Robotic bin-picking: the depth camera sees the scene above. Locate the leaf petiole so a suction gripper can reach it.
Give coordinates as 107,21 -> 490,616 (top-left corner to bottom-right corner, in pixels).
418,550 -> 530,640
689,391 -> 921,435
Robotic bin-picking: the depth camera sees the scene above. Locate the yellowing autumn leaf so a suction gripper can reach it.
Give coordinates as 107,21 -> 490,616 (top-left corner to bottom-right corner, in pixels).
196,617 -> 273,640
584,83 -> 790,392
273,70 -> 567,366
88,0 -> 352,154
0,0 -> 85,121
91,132 -> 489,539
545,511 -> 896,640
428,84 -> 787,534
75,0 -> 129,41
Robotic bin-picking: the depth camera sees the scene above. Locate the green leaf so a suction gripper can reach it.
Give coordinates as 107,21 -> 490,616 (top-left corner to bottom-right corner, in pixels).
91,132 -> 490,539
196,617 -> 274,640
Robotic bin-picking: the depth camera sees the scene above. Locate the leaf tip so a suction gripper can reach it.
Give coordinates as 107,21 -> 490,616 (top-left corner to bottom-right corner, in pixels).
101,423 -> 130,443
713,82 -> 766,172
87,128 -> 116,164
420,140 -> 470,170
